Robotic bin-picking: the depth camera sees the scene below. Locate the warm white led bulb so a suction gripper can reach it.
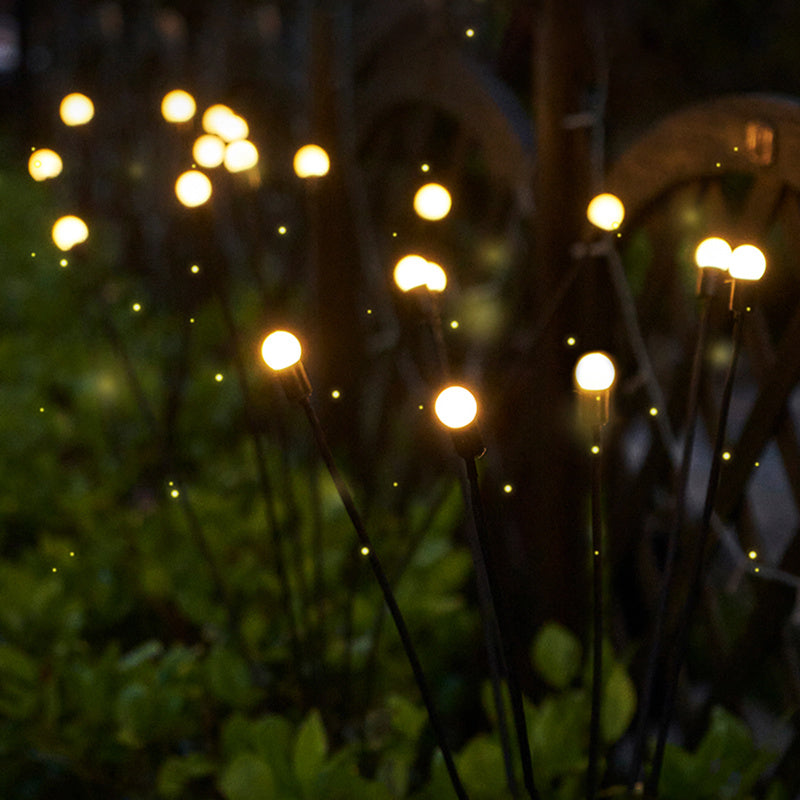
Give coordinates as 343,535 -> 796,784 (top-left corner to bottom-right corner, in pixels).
435,386 -> 478,429
695,237 -> 732,270
223,140 -> 259,172
261,331 -> 302,371
586,193 -> 625,231
59,93 -> 94,126
192,134 -> 226,168
293,144 -> 330,178
574,352 -> 616,392
28,148 -> 63,181
175,170 -> 212,207
729,244 -> 766,281
413,183 -> 452,221
51,215 -> 89,251
161,89 -> 196,123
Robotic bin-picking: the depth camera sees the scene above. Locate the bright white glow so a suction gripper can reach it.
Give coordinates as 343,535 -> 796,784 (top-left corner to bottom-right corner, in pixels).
175,170 -> 212,207
28,148 -> 63,181
161,89 -> 196,123
52,215 -> 89,251
413,183 -> 452,220
192,134 -> 226,168
59,93 -> 94,126
586,193 -> 625,231
574,352 -> 616,392
425,261 -> 447,292
393,255 -> 448,293
223,140 -> 259,172
293,144 -> 330,178
729,244 -> 766,281
435,386 -> 478,429
261,331 -> 302,371
695,237 -> 732,270
201,104 -> 235,135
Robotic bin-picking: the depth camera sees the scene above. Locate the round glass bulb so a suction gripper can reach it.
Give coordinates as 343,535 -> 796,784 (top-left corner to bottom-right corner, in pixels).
394,255 -> 431,292
586,193 -> 625,231
574,352 -> 616,392
435,386 -> 478,429
425,261 -> 447,292
201,104 -> 235,136
192,134 -> 226,168
729,244 -> 766,281
223,140 -> 259,172
175,169 -> 212,207
161,89 -> 196,123
59,93 -> 94,126
695,236 -> 732,270
28,148 -> 63,181
261,331 -> 302,371
293,144 -> 330,178
413,183 -> 452,221
52,215 -> 89,251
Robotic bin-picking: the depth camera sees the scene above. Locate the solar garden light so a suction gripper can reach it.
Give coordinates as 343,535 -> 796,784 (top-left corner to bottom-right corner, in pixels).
261,331 -> 469,800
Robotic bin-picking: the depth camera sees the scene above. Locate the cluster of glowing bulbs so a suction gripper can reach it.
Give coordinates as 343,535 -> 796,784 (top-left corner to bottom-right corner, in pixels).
694,237 -> 766,281
393,255 -> 447,293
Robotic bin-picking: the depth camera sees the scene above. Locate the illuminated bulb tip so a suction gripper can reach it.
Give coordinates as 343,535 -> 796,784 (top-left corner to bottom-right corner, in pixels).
201,104 -> 248,141
434,385 -> 478,429
223,139 -> 259,172
574,352 -> 616,392
393,255 -> 447,293
261,330 -> 302,371
729,244 -> 766,281
586,193 -> 625,231
161,89 -> 196,123
413,182 -> 452,221
192,134 -> 226,168
59,92 -> 94,126
695,237 -> 732,270
28,148 -> 63,181
175,169 -> 212,207
293,144 -> 330,178
51,215 -> 89,251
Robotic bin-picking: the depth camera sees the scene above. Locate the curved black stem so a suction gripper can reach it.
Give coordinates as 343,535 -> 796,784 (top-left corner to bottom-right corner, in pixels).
587,429 -> 605,800
627,296 -> 713,791
298,396 -> 469,800
463,457 -> 539,800
646,310 -> 745,796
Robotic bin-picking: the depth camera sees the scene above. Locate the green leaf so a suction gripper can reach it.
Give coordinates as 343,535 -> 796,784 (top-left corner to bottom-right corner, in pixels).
531,622 -> 582,689
206,645 -> 258,709
530,690 -> 589,786
456,734 -> 511,799
157,752 -> 215,798
601,663 -> 636,743
0,643 -> 39,719
218,753 -> 276,800
387,693 -> 428,742
294,708 -> 328,797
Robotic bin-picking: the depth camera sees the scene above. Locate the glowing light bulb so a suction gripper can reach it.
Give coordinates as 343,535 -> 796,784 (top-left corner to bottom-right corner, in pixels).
175,169 -> 212,207
261,331 -> 302,371
59,93 -> 94,126
695,236 -> 732,270
293,144 -> 330,178
729,244 -> 766,281
201,104 -> 234,135
393,255 -> 447,293
413,183 -> 452,220
161,89 -> 196,123
425,261 -> 447,292
586,193 -> 625,231
192,134 -> 226,168
434,386 -> 478,429
51,215 -> 89,251
574,352 -> 616,392
28,148 -> 63,181
223,139 -> 259,172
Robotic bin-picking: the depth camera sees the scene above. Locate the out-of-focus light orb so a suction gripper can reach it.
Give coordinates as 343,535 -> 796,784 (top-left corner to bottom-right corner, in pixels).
175,169 -> 212,207
413,182 -> 452,220
223,139 -> 259,172
574,351 -> 616,392
261,330 -> 302,371
161,89 -> 196,123
435,385 -> 478,429
293,144 -> 330,178
393,254 -> 447,293
202,104 -> 248,142
52,215 -> 89,251
425,260 -> 447,292
586,193 -> 625,231
192,134 -> 226,168
59,93 -> 95,126
695,236 -> 732,270
729,244 -> 766,281
28,148 -> 63,181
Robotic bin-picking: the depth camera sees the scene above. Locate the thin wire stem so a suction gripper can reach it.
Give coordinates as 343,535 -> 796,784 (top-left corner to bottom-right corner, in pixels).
298,396 -> 470,800
646,309 -> 745,796
463,456 -> 539,800
587,429 -> 605,800
627,295 -> 713,791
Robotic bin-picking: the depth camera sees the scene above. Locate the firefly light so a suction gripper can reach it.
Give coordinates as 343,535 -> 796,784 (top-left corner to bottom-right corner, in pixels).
434,386 -> 478,430
575,352 -> 616,393
175,169 -> 212,207
223,139 -> 259,172
586,193 -> 625,231
59,93 -> 94,126
51,215 -> 89,251
28,148 -> 63,181
413,183 -> 452,221
161,89 -> 196,123
261,331 -> 302,371
729,244 -> 766,281
192,134 -> 226,168
293,144 -> 330,178
694,237 -> 732,270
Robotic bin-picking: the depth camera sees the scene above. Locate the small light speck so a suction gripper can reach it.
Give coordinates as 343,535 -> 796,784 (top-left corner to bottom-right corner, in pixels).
190,264 -> 200,274
754,566 -> 760,573
733,146 -> 739,152
450,320 -> 459,329
39,407 -> 44,413
418,404 -> 424,410
716,162 -> 721,168
31,252 -> 36,258
52,567 -> 57,572
392,231 -> 398,237
331,389 -> 341,399
170,488 -> 180,498
754,461 -> 760,467
360,546 -> 370,556
392,481 -> 399,488
566,336 -> 576,347
722,451 -> 731,461
59,258 -> 68,267
748,550 -> 758,560
278,225 -> 287,235
649,407 -> 659,417
215,373 -> 224,382
503,484 -> 513,494
69,551 -> 75,557
465,28 -> 475,37
132,302 -> 142,312
189,317 -> 195,323
366,308 -> 373,315
593,550 -> 599,557
421,163 -> 430,172
591,445 -> 600,455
